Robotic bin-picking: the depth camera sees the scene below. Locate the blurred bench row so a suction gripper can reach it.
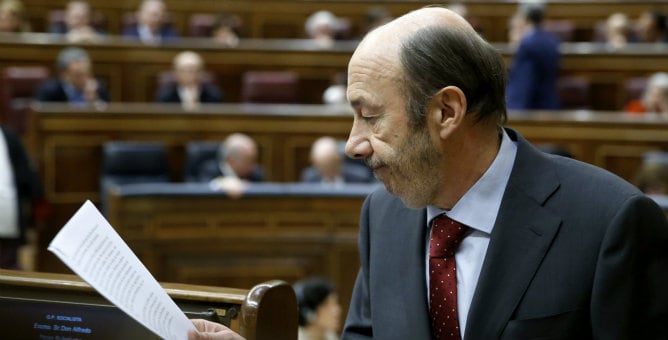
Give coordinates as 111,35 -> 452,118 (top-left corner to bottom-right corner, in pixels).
2,34 -> 668,132
19,0 -> 668,42
26,102 -> 668,252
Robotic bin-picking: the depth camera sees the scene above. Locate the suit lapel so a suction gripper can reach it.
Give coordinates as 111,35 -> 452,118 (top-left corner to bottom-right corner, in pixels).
381,203 -> 432,338
400,207 -> 431,336
464,129 -> 563,339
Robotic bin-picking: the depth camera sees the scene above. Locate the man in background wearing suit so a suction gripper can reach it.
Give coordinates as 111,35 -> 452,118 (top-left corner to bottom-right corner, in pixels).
122,0 -> 177,44
156,50 -> 223,110
506,2 -> 560,110
301,136 -> 373,185
35,47 -> 109,105
188,6 -> 668,340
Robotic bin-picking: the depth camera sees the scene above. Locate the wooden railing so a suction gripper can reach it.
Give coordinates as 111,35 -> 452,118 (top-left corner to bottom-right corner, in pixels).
18,1 -> 668,42
0,269 -> 298,340
26,103 -> 668,273
104,182 -> 376,326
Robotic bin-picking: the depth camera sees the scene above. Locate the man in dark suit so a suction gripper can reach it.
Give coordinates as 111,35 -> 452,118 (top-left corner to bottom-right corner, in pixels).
197,133 -> 263,184
0,125 -> 44,269
187,6 -> 668,340
156,50 -> 223,110
301,136 -> 373,184
339,6 -> 667,340
35,47 -> 109,105
122,0 -> 177,44
506,3 -> 560,110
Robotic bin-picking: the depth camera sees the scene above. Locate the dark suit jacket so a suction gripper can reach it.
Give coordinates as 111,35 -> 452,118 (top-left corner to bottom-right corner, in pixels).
301,163 -> 374,183
156,83 -> 224,104
34,78 -> 110,103
122,24 -> 178,42
342,128 -> 668,339
196,159 -> 264,183
0,126 -> 43,244
506,28 -> 561,110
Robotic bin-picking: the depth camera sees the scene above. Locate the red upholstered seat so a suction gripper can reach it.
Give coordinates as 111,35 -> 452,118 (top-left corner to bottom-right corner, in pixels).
544,19 -> 575,42
0,66 -> 50,134
241,71 -> 299,103
557,76 -> 591,110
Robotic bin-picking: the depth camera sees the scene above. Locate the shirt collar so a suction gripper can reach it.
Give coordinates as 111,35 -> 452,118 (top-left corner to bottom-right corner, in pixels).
427,128 -> 517,234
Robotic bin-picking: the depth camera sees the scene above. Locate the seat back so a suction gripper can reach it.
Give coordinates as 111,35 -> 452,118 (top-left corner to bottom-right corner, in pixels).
100,141 -> 170,213
183,141 -> 220,182
241,71 -> 299,103
623,77 -> 648,105
557,76 -> 591,110
544,20 -> 575,42
188,13 -> 217,37
0,66 -> 50,134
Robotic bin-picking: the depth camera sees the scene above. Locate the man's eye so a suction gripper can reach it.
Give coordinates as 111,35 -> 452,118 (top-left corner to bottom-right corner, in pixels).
362,115 -> 378,123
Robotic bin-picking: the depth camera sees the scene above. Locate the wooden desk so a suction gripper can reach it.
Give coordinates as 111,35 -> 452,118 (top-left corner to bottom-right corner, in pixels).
105,182 -> 376,326
19,0 -> 668,42
2,34 -> 668,110
27,103 -> 668,272
0,269 -> 298,340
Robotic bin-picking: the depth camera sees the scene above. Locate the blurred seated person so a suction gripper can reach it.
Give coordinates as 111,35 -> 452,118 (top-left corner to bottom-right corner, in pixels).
35,47 -> 109,105
301,136 -> 373,185
634,151 -> 668,195
49,1 -> 103,43
293,277 -> 342,340
604,12 -> 633,49
122,0 -> 177,44
203,133 -> 263,196
212,14 -> 241,47
0,0 -> 29,33
156,51 -> 223,110
636,9 -> 668,43
0,124 -> 44,269
305,10 -> 340,46
624,72 -> 668,117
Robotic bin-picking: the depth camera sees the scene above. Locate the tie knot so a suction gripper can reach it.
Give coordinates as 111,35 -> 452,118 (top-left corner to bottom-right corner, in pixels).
429,215 -> 468,258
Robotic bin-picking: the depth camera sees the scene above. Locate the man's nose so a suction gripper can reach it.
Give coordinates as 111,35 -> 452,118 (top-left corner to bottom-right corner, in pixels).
345,134 -> 371,160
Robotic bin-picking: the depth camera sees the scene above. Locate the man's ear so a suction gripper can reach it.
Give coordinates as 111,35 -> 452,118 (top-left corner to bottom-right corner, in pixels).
428,86 -> 467,139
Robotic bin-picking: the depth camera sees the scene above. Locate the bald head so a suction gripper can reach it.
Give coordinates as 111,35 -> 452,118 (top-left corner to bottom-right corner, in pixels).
352,7 -> 475,67
310,136 -> 343,182
348,6 -> 507,128
220,133 -> 258,179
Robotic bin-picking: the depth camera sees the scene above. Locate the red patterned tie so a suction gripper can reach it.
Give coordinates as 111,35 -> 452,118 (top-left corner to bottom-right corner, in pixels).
429,214 -> 469,340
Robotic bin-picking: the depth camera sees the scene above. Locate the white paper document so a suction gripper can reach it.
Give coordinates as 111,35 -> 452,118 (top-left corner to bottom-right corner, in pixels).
48,200 -> 196,340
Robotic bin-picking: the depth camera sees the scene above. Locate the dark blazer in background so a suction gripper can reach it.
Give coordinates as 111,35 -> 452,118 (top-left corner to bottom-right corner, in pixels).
34,78 -> 110,103
122,25 -> 178,42
342,128 -> 668,339
196,160 -> 264,183
506,28 -> 561,110
0,125 -> 43,245
156,83 -> 224,104
300,164 -> 374,183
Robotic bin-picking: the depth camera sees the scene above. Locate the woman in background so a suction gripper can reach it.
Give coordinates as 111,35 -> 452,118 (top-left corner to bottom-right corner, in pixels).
293,277 -> 342,340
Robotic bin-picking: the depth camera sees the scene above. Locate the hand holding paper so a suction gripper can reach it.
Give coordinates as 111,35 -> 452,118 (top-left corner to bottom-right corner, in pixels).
48,200 -> 196,340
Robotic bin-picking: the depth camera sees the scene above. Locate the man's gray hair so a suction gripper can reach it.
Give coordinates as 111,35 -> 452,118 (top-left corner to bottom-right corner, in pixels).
56,47 -> 90,72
